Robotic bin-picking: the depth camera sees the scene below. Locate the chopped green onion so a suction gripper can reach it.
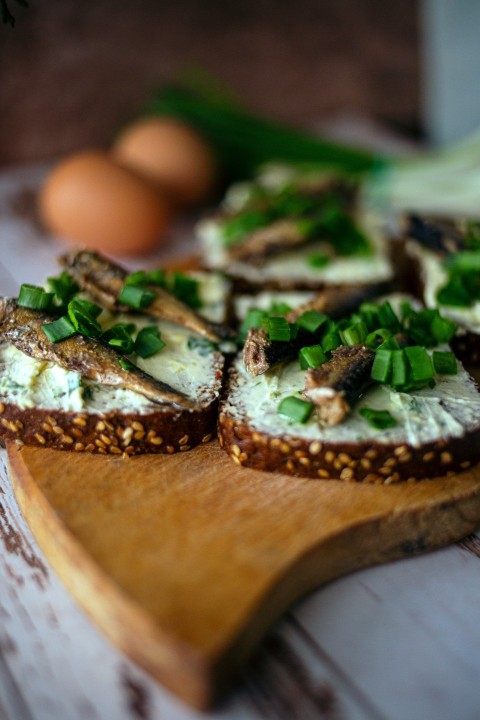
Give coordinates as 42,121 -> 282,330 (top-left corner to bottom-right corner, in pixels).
187,336 -> 217,355
446,250 -> 480,272
125,270 -> 150,287
41,316 -> 76,343
278,396 -> 314,424
340,321 -> 367,346
359,302 -> 380,331
377,336 -> 400,352
265,316 -> 291,342
268,301 -> 292,316
359,407 -> 397,429
134,326 -> 166,358
47,271 -> 79,306
378,301 -> 400,331
119,284 -> 156,310
405,346 -> 435,382
169,273 -> 202,309
18,284 -> 54,311
239,308 -> 268,339
365,328 -> 392,349
436,272 -> 473,307
299,344 -> 327,370
307,252 -> 330,268
222,210 -> 272,246
295,310 -> 328,334
391,349 -> 407,387
432,350 -> 458,375
431,314 -> 457,343
321,330 -> 342,354
67,299 -> 102,338
118,358 -> 136,371
371,348 -> 393,383
102,324 -> 135,354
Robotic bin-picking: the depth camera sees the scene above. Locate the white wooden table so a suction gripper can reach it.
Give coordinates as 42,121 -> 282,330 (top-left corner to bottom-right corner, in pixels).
1,164 -> 480,720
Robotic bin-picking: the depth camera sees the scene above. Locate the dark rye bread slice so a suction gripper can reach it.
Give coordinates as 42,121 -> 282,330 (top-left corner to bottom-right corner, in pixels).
0,318 -> 224,456
218,356 -> 480,483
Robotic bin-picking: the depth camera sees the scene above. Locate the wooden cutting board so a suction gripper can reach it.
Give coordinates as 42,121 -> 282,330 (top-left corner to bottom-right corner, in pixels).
7,440 -> 480,710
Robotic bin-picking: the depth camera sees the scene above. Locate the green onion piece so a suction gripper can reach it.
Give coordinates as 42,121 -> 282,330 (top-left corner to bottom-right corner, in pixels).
431,314 -> 457,343
405,346 -> 435,382
265,316 -> 291,342
321,330 -> 342,354
18,284 -> 54,311
359,407 -> 397,429
102,324 -> 135,354
445,250 -> 480,273
371,348 -> 393,383
307,252 -> 330,269
365,328 -> 392,349
134,326 -> 166,358
278,396 -> 314,424
67,299 -> 102,338
187,336 -> 217,355
119,284 -> 156,310
295,310 -> 328,334
169,273 -> 202,309
239,308 -> 268,339
299,344 -> 327,370
400,301 -> 413,320
432,350 -> 458,375
378,301 -> 400,331
436,273 -> 473,307
340,321 -> 367,346
391,349 -> 407,387
41,316 -> 76,343
48,271 -> 79,306
147,269 -> 167,287
268,301 -> 292,316
125,270 -> 150,287
377,336 -> 400,352
222,210 -> 272,247
118,358 -> 136,371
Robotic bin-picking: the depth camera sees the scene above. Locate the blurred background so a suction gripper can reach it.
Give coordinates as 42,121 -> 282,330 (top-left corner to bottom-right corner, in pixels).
0,0 -> 424,166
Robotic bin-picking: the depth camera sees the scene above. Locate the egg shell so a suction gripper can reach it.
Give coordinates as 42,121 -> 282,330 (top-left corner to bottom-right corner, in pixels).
39,150 -> 171,256
112,117 -> 217,207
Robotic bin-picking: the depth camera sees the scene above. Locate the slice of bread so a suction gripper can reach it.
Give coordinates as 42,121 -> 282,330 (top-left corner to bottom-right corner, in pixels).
219,353 -> 480,482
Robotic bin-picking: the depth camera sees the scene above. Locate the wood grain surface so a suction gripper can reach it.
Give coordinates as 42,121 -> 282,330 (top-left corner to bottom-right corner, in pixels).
7,440 -> 480,710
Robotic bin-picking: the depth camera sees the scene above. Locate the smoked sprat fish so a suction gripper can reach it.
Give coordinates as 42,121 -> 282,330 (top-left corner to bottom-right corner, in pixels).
59,250 -> 226,343
243,286 -> 384,376
303,345 -> 375,426
0,298 -> 196,409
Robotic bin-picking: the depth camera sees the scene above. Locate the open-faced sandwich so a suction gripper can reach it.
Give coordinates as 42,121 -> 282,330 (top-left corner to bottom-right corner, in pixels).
197,163 -> 393,292
219,291 -> 480,482
404,214 -> 480,367
0,251 -> 232,455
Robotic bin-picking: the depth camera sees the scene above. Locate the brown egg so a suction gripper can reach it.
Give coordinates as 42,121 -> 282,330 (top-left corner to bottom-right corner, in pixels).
39,151 -> 171,256
112,117 -> 217,208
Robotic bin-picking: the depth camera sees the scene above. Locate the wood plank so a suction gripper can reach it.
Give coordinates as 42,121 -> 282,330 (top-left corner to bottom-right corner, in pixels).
7,441 -> 480,709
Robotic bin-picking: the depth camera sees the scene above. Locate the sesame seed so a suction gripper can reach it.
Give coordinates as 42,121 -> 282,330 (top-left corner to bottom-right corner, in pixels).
340,467 -> 354,480
461,461 -> 472,469
35,433 -> 46,445
239,452 -> 247,462
42,422 -> 53,433
333,460 -> 343,471
360,458 -> 371,470
125,446 -> 135,455
109,446 -> 122,455
179,435 -> 189,446
98,433 -> 111,445
96,421 -> 106,432
202,434 -> 212,444
85,443 -> 95,452
270,438 -> 281,448
318,469 -> 330,478
232,455 -> 241,465
132,421 -> 144,432
150,436 -> 163,445
325,451 -> 335,464
97,448 -> 107,455
0,418 -> 8,429
166,446 -> 175,454
394,445 -> 408,456
280,442 -> 290,454
299,457 -> 311,467
231,444 -> 241,456
52,426 -> 63,435
252,432 -> 262,442
46,416 -> 56,426
338,453 -> 351,465
95,439 -> 106,449
286,460 -> 295,472
71,428 -> 83,439
105,421 -> 114,432
423,452 -> 434,462
379,467 -> 392,476
309,441 -> 322,455
134,431 -> 145,441
147,430 -> 156,439
62,435 -> 74,445
16,420 -> 23,430
385,457 -> 397,467
294,450 -> 307,458
365,449 -> 378,460
75,443 -> 85,452
0,403 -> 5,414
398,452 -> 412,463
122,427 -> 133,440
73,417 -> 87,427
218,436 -> 224,447
180,445 -> 191,452
365,473 -> 380,483
441,451 -> 453,464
